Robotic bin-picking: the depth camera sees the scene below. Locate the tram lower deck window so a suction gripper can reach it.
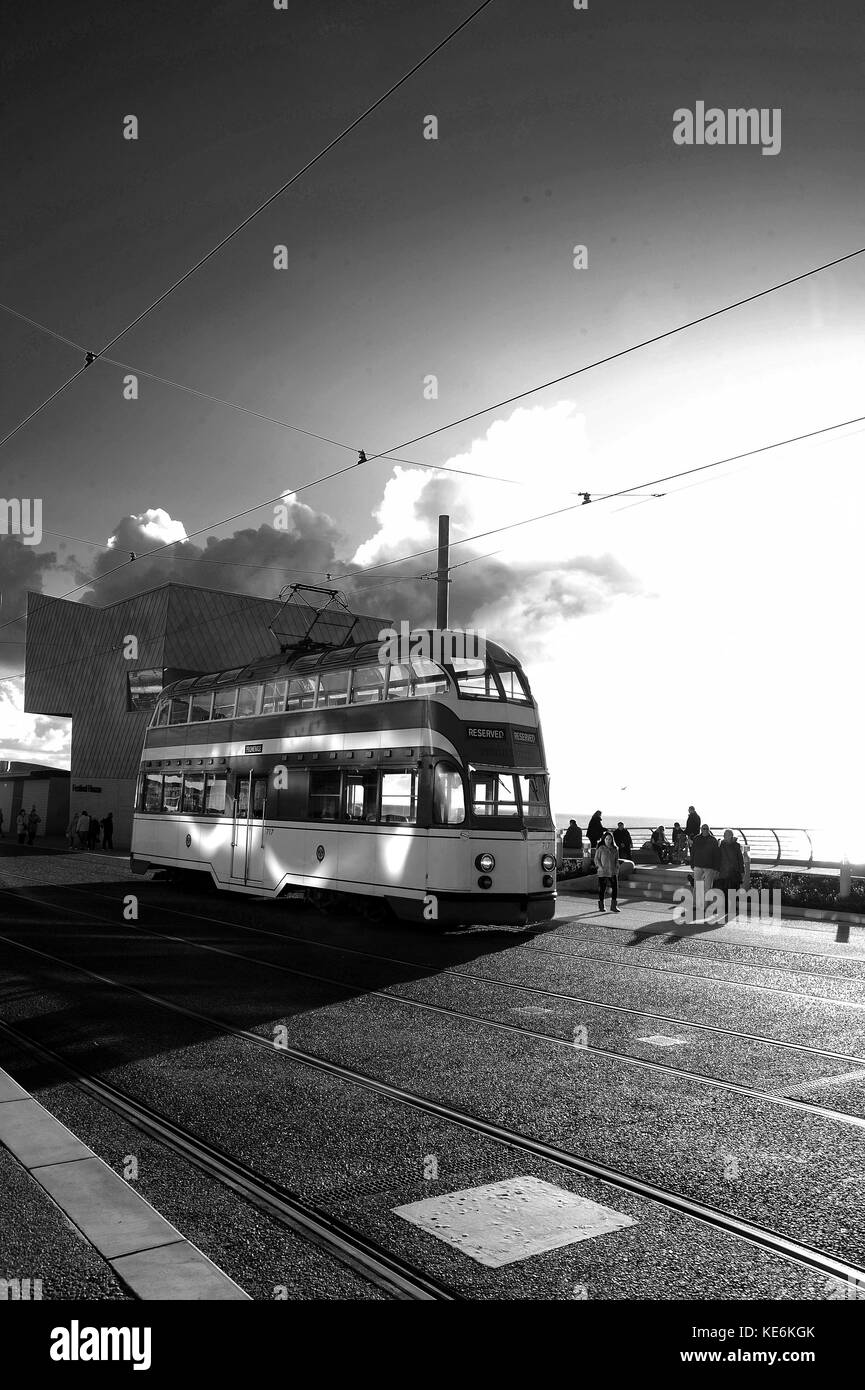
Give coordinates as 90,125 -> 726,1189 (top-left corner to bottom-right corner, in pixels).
433,763 -> 465,825
471,772 -> 519,817
308,769 -> 341,820
381,770 -> 417,824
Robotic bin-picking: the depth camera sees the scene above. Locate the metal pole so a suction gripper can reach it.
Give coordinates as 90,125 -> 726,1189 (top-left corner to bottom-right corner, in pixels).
436,514 -> 450,630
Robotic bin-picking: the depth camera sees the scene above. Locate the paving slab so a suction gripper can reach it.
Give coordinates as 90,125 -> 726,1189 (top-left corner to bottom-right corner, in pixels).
0,1098 -> 92,1167
112,1239 -> 251,1300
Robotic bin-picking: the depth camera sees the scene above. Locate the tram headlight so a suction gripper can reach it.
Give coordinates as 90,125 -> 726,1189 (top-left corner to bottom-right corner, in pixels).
541,854 -> 555,872
475,852 -> 496,873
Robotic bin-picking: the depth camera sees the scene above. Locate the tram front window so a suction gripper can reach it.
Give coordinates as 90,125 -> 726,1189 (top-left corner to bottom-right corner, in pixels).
517,774 -> 550,823
433,763 -> 465,825
471,772 -> 519,818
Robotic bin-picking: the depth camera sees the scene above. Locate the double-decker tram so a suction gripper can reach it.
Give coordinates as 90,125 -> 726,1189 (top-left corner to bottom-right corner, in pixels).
130,632 -> 556,925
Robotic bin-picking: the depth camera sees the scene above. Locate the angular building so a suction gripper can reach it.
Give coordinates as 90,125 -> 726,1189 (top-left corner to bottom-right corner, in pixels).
24,581 -> 387,848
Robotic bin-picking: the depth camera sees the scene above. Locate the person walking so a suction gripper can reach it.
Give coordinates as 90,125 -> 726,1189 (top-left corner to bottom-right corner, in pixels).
88,814 -> 101,851
586,810 -> 605,849
691,823 -> 721,895
76,809 -> 90,849
613,821 -> 633,857
26,806 -> 42,845
594,831 -> 620,913
101,812 -> 114,851
16,809 -> 28,844
66,812 -> 78,850
563,819 -> 583,854
717,829 -> 744,896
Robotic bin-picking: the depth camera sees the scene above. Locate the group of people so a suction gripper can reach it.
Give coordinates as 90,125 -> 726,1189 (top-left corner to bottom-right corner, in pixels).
561,805 -> 746,913
3,806 -> 44,845
66,810 -> 114,852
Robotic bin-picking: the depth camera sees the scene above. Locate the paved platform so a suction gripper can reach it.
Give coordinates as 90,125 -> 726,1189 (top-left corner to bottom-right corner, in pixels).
0,1067 -> 249,1300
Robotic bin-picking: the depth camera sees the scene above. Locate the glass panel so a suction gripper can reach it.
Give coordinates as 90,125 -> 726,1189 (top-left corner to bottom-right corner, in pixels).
204,773 -> 228,816
411,657 -> 448,696
286,676 -> 316,711
182,772 -> 206,814
250,777 -> 267,819
144,773 -> 163,812
169,695 -> 191,725
128,668 -> 164,711
262,679 -> 288,715
317,670 -> 349,708
497,667 -> 531,702
162,772 -> 182,813
381,770 -> 417,824
236,684 -> 261,718
517,774 -> 549,822
451,657 -> 501,700
212,687 -> 237,720
190,691 -> 213,722
155,701 -> 170,727
385,663 -> 412,701
343,771 -> 379,823
351,664 -> 386,704
433,763 -> 465,825
308,769 -> 341,820
471,772 -> 518,817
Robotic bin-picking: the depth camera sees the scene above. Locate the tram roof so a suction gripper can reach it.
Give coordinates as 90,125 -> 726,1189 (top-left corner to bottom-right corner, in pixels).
162,633 -> 523,695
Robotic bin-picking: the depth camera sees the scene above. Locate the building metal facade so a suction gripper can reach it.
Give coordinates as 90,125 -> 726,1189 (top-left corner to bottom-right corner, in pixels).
24,583 -> 293,848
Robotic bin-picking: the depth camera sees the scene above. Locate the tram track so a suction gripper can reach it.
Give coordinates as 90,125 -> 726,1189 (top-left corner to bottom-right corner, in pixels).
0,1015 -> 453,1302
2,885 -> 865,1133
0,912 -> 861,1291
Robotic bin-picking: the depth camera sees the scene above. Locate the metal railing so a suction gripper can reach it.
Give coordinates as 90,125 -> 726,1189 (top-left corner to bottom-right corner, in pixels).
587,826 -> 817,869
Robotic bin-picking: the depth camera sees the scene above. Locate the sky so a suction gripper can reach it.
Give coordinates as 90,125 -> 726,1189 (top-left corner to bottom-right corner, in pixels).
1,0 -> 863,849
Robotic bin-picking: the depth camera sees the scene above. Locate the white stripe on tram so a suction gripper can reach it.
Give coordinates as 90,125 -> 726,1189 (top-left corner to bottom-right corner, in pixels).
143,727 -> 461,763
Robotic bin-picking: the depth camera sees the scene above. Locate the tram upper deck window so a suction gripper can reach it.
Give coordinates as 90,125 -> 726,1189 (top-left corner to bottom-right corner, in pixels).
262,679 -> 288,715
433,763 -> 466,825
190,691 -> 213,723
496,666 -> 531,703
212,687 -> 237,721
308,769 -> 341,820
286,676 -> 316,711
236,684 -> 261,719
381,770 -> 417,824
385,663 -> 412,700
318,670 -> 349,708
411,658 -> 448,696
351,664 -> 386,704
169,695 -> 191,725
451,657 -> 500,700
154,700 -> 170,728
471,772 -> 519,817
517,774 -> 550,823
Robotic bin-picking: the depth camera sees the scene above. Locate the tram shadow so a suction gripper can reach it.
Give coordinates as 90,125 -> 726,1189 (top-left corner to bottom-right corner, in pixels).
0,868 -> 556,1090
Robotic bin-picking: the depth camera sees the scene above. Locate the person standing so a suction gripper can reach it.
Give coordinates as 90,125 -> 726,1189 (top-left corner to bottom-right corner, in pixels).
717,829 -> 744,897
16,809 -> 28,844
101,812 -> 114,851
66,812 -> 78,850
613,821 -> 633,857
685,805 -> 701,862
587,810 -> 605,849
88,814 -> 100,851
691,823 -> 721,895
27,806 -> 42,845
76,809 -> 90,849
594,831 -> 620,913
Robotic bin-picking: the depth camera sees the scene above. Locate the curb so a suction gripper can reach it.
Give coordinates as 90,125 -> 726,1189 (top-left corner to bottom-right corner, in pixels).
0,1068 -> 249,1300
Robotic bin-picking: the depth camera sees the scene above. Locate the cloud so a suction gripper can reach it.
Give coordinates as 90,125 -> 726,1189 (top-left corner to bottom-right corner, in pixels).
0,535 -> 58,674
0,678 -> 70,766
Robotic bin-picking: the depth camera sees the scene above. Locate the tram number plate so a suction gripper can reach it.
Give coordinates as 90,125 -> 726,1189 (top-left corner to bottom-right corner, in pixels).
245,743 -> 263,753
467,725 -> 505,740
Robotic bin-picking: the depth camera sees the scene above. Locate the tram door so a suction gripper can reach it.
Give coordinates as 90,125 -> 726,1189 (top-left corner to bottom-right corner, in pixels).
231,773 -> 268,885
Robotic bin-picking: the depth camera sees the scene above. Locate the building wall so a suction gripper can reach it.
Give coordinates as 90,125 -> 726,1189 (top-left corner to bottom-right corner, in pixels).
25,583 -> 289,849
0,776 -> 70,837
